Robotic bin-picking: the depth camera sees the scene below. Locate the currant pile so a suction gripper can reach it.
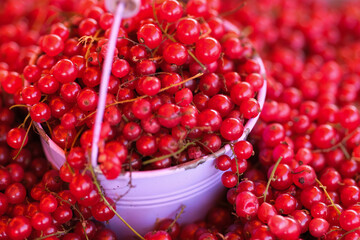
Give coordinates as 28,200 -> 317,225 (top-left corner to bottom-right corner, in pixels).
3,0 -> 263,181
143,0 -> 360,239
0,101 -> 116,240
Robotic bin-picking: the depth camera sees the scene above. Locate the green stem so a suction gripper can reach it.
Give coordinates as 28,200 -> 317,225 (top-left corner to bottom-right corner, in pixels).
167,205 -> 185,232
315,178 -> 341,215
151,0 -> 206,70
263,157 -> 283,202
13,121 -> 33,160
340,227 -> 360,239
88,163 -> 145,240
142,142 -> 196,165
9,104 -> 28,110
34,230 -> 69,240
230,144 -> 241,186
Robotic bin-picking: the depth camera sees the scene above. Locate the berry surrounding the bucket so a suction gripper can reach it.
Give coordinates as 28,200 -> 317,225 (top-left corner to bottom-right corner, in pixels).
3,0 -> 360,239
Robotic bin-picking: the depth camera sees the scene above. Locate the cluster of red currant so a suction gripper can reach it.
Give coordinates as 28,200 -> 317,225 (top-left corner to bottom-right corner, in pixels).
155,0 -> 360,239
2,0 -> 263,182
1,0 -> 360,239
0,104 -> 116,239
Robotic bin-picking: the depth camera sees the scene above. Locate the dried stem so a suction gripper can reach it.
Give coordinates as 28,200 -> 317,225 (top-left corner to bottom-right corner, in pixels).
142,142 -> 196,165
315,178 -> 341,215
82,73 -> 203,122
340,227 -> 360,239
151,0 -> 206,70
88,163 -> 145,240
13,121 -> 33,160
263,157 -> 283,202
167,205 -> 185,232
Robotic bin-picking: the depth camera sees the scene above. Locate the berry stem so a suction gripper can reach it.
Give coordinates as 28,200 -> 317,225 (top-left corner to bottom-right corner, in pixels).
82,73 -> 203,122
9,104 -> 29,110
34,230 -> 70,240
315,178 -> 341,215
151,0 -> 206,70
167,205 -> 185,232
339,143 -> 351,159
230,144 -> 241,186
46,189 -> 89,240
340,227 -> 360,239
88,162 -> 145,240
142,141 -> 196,165
263,156 -> 283,202
13,121 -> 33,160
78,29 -> 102,67
220,1 -> 247,17
313,127 -> 359,154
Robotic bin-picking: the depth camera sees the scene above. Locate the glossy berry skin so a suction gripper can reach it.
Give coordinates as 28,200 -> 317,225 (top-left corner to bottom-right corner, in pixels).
195,37 -> 221,64
221,171 -> 237,188
144,230 -> 172,240
300,186 -> 325,210
291,210 -> 311,233
233,141 -> 253,160
163,42 -> 188,66
309,218 -> 329,238
112,59 -> 130,78
159,0 -> 183,22
91,198 -> 115,222
5,183 -> 26,204
311,124 -> 336,149
236,191 -> 259,219
268,215 -> 298,240
220,118 -> 244,141
157,104 -> 182,128
7,128 -> 28,149
230,82 -> 254,106
30,103 -> 51,123
267,163 -> 292,190
2,72 -> 22,94
40,194 -> 58,213
31,212 -> 52,231
21,86 -> 41,105
38,75 -> 60,94
41,34 -> 64,56
7,216 -> 32,240
215,155 -> 231,171
77,88 -> 98,112
136,135 -> 157,156
156,218 -> 180,239
52,59 -> 78,83
340,209 -> 360,231
137,24 -> 162,49
138,76 -> 161,96
258,202 -> 277,224
176,18 -> 200,44
275,193 -> 296,215
69,174 -> 94,199
197,109 -> 222,132
292,165 -> 316,189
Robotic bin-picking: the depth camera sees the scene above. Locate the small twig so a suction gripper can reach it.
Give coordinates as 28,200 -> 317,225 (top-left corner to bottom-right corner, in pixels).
142,142 -> 196,165
13,121 -> 33,160
167,205 -> 185,232
88,163 -> 145,240
81,73 -> 203,122
220,1 -> 247,17
263,157 -> 283,202
315,178 -> 341,215
340,227 -> 360,239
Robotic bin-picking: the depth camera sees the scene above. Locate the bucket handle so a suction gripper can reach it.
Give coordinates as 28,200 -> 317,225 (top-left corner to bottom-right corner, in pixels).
91,0 -> 140,168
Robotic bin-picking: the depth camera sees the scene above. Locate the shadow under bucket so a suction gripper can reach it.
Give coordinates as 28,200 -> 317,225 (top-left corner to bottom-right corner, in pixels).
35,55 -> 267,238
